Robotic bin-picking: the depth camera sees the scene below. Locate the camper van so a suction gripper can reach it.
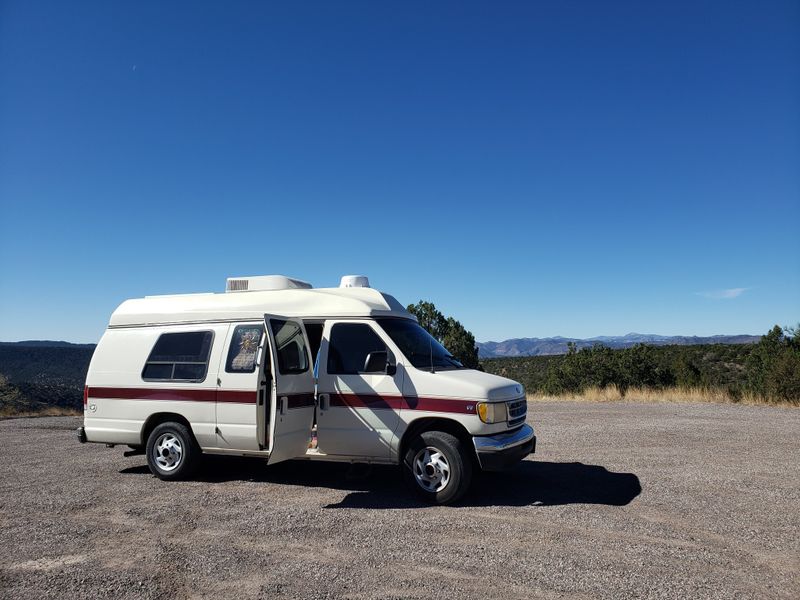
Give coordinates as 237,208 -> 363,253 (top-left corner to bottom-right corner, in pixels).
79,275 -> 535,504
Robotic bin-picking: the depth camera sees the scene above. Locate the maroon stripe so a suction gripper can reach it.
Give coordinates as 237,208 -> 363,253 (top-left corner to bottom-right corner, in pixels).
403,396 -> 476,414
88,387 -> 217,402
330,393 -> 475,415
88,387 -> 477,414
217,390 -> 257,404
88,387 -> 254,404
331,393 -> 404,410
287,393 -> 315,409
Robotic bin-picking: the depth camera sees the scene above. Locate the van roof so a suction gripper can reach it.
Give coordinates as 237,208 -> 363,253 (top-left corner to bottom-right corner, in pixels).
108,287 -> 415,328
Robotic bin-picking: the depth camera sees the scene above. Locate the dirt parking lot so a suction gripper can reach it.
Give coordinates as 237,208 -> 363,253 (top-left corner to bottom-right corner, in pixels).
1,401 -> 798,599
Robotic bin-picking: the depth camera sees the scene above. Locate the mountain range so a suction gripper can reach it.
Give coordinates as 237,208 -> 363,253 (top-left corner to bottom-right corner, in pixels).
477,333 -> 761,358
0,340 -> 96,349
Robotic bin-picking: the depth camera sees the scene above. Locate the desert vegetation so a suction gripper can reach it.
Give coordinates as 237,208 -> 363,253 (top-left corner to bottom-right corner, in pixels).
0,344 -> 94,416
482,324 -> 800,406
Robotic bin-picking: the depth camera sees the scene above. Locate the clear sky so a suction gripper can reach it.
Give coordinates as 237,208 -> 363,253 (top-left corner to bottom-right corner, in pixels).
1,1 -> 798,344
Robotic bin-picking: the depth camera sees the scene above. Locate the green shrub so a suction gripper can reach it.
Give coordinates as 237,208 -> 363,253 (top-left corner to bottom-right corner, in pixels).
482,323 -> 799,405
746,325 -> 800,403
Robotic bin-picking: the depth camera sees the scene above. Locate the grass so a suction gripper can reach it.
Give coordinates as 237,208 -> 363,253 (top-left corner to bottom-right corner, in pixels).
0,406 -> 82,419
528,385 -> 798,407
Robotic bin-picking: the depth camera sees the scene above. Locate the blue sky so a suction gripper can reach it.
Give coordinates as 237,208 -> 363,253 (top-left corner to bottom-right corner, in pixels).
1,1 -> 798,344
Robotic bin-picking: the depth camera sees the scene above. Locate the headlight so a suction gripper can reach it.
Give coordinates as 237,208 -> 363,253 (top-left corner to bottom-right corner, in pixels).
476,401 -> 507,424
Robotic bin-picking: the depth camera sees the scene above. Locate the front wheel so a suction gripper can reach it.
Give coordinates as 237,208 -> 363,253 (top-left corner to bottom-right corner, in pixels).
145,422 -> 200,480
403,430 -> 473,505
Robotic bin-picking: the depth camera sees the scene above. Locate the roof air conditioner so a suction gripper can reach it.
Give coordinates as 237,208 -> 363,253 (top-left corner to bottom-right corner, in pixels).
225,275 -> 312,292
340,275 -> 370,288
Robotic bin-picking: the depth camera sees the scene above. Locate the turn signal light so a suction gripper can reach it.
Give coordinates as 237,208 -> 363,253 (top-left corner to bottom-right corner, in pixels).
476,402 -> 507,424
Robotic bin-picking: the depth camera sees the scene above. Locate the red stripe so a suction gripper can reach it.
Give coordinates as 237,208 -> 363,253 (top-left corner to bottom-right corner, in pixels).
88,387 -> 216,402
88,387 -> 249,404
217,390 -> 258,404
331,393 -> 403,410
403,396 -> 476,414
87,387 -> 477,414
331,393 -> 475,415
287,393 -> 315,409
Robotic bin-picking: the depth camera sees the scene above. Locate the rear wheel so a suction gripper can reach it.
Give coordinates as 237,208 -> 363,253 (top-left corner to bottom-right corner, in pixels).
145,422 -> 200,480
403,430 -> 472,505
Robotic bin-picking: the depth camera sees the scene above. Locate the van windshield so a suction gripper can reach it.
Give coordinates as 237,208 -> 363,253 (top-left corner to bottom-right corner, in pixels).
377,319 -> 466,371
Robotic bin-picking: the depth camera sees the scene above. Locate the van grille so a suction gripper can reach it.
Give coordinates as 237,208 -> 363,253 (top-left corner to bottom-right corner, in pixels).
226,279 -> 249,292
506,397 -> 527,428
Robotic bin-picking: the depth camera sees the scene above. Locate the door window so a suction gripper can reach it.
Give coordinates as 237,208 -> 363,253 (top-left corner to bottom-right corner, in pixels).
225,325 -> 264,373
270,319 -> 310,374
327,323 -> 387,375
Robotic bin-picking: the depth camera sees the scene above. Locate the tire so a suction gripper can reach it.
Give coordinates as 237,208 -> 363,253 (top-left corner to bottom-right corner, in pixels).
403,430 -> 473,505
145,422 -> 200,481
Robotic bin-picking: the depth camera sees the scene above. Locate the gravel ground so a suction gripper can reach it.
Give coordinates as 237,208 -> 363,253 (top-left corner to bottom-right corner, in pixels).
1,401 -> 798,600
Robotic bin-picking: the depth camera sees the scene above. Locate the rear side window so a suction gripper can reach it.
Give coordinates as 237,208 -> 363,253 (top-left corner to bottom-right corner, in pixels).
327,323 -> 387,375
142,331 -> 213,382
270,319 -> 309,374
226,325 -> 264,373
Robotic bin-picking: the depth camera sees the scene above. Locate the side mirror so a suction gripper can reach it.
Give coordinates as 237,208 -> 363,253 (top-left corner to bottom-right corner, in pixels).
363,351 -> 396,375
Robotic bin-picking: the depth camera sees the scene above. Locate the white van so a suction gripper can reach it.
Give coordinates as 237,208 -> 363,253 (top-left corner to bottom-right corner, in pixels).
79,275 -> 535,504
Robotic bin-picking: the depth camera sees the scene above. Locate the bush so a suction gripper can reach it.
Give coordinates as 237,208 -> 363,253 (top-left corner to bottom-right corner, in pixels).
542,343 -> 674,396
483,322 -> 799,405
746,325 -> 800,403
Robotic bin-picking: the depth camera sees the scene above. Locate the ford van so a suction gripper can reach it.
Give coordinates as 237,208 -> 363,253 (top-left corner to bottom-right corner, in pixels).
78,275 -> 536,504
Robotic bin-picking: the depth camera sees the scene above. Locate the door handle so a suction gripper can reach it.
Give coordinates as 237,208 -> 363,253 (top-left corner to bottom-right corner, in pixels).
280,396 -> 288,415
318,393 -> 329,411
258,388 -> 265,406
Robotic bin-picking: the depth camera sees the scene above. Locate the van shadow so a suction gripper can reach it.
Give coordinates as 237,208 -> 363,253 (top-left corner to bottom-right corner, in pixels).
120,458 -> 641,509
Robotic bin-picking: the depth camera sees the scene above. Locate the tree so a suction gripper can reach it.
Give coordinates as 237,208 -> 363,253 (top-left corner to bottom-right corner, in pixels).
746,324 -> 800,403
673,354 -> 703,388
542,342 -> 675,396
407,301 -> 447,340
406,301 -> 481,369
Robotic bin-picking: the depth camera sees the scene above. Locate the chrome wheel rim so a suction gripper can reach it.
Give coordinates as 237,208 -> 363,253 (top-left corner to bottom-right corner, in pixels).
153,433 -> 183,472
412,446 -> 450,492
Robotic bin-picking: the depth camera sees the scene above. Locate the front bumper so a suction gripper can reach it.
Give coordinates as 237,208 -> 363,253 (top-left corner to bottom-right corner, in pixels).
472,423 -> 536,471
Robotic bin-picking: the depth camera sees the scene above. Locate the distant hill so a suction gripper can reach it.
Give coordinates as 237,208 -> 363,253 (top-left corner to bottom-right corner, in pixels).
0,340 -> 96,349
477,333 -> 761,358
0,342 -> 95,415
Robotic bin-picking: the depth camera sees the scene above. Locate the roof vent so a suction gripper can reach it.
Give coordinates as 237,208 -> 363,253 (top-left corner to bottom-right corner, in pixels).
339,275 -> 370,288
227,279 -> 249,292
225,275 -> 312,292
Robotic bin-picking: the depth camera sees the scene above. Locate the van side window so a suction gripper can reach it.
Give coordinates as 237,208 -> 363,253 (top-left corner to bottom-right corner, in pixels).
142,331 -> 213,382
270,319 -> 309,374
225,325 -> 264,373
327,323 -> 386,375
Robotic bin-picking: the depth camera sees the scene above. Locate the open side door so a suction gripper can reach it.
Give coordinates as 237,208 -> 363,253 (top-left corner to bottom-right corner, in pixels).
264,315 -> 316,464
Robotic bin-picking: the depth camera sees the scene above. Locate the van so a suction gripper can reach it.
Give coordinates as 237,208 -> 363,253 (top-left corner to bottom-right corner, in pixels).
79,275 -> 536,504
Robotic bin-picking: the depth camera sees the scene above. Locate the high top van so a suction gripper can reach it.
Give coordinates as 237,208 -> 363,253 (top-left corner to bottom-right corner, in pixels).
79,275 -> 536,504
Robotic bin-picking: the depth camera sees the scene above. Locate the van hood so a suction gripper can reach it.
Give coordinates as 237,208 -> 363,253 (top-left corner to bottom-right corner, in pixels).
410,368 -> 524,402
